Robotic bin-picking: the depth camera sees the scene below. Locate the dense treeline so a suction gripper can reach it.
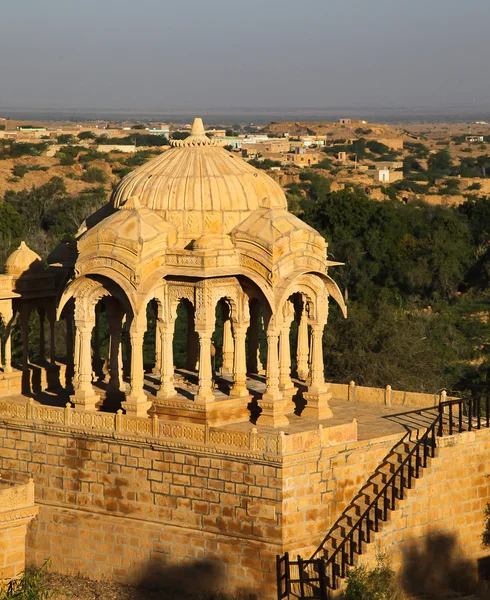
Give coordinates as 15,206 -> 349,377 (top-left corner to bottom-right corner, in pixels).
289,172 -> 490,393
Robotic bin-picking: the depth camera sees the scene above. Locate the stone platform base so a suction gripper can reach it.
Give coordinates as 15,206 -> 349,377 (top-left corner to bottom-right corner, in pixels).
154,394 -> 252,426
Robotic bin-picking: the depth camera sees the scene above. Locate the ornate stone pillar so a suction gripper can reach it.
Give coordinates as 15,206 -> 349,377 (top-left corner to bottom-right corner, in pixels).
221,317 -> 234,376
92,304 -> 103,381
71,319 -> 98,411
296,304 -> 309,380
107,305 -> 123,392
195,328 -> 215,404
153,318 -> 162,379
157,319 -> 177,398
303,323 -> 332,419
230,323 -> 248,397
20,305 -> 30,372
247,302 -> 260,373
63,302 -> 75,391
258,325 -> 289,427
122,324 -> 152,417
38,308 -> 45,363
279,322 -> 294,391
48,307 -> 56,364
2,309 -> 13,374
185,307 -> 198,371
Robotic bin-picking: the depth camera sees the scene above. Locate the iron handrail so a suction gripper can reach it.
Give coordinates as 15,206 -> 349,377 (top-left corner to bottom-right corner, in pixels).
309,394 -> 489,586
277,394 -> 490,596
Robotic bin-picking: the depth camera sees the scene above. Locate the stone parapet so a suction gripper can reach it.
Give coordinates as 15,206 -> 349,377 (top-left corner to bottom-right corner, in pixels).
0,399 -> 357,462
328,381 -> 450,409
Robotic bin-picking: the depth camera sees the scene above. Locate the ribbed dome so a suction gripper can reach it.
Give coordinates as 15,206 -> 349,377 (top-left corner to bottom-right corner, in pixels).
5,241 -> 43,276
111,118 -> 288,245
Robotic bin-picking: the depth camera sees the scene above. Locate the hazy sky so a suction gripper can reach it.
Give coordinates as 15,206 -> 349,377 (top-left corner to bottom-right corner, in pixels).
1,0 -> 490,110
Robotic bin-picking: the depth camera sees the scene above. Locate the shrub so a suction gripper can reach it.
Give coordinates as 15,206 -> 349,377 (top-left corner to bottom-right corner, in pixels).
81,167 -> 109,184
12,165 -> 28,178
342,554 -> 404,600
0,558 -> 58,599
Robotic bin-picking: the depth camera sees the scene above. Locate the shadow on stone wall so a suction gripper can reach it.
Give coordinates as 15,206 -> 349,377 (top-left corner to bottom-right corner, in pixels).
133,554 -> 256,600
400,532 -> 485,598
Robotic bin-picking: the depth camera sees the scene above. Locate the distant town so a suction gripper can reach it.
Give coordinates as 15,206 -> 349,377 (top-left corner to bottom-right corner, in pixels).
2,115 -> 490,207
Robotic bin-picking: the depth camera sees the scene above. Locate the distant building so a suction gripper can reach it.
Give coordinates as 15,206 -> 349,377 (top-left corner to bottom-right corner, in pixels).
466,135 -> 484,143
148,126 -> 170,138
206,129 -> 227,138
213,137 -> 242,149
285,149 -> 324,168
373,169 -> 403,183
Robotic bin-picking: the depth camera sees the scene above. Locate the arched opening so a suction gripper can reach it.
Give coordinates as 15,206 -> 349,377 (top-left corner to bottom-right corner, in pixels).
173,298 -> 196,371
246,298 -> 267,376
90,295 -> 128,410
213,298 -> 234,379
143,299 -> 158,374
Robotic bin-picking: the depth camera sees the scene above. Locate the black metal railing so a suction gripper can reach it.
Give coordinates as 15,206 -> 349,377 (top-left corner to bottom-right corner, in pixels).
277,394 -> 490,599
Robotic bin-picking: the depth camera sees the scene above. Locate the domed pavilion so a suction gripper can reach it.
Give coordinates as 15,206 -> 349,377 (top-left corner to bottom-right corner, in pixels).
51,118 -> 347,426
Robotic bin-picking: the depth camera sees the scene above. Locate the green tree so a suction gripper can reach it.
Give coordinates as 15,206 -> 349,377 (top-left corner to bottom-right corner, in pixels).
78,131 -> 97,140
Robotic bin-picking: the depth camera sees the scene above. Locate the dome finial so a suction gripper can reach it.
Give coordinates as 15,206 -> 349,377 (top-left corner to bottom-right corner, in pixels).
170,116 -> 225,148
190,118 -> 205,136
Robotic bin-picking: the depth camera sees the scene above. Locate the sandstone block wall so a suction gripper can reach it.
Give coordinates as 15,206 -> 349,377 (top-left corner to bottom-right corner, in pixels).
0,422 -> 282,596
0,415 -> 488,597
283,432 -> 402,557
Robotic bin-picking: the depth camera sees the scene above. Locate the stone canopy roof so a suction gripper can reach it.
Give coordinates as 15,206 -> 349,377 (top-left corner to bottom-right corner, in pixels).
68,117 -> 343,315
111,118 -> 288,246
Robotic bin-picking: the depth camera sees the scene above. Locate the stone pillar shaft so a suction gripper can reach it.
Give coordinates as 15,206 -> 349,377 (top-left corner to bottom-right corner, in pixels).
157,320 -> 177,397
297,307 -> 309,380
258,326 -> 289,427
230,324 -> 248,397
122,326 -> 151,417
303,323 -> 332,420
221,318 -> 234,375
38,308 -> 45,362
107,312 -> 123,392
308,325 -> 326,393
195,330 -> 214,404
279,323 -> 294,390
71,319 -> 98,411
48,312 -> 56,364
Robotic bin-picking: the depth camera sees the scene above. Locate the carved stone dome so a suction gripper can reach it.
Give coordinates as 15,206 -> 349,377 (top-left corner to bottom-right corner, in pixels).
5,241 -> 43,277
111,118 -> 288,246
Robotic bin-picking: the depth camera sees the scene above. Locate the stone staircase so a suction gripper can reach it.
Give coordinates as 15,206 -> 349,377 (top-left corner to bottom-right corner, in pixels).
276,395 -> 490,599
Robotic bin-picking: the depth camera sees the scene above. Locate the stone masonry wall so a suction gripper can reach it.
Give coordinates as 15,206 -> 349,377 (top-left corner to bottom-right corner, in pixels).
0,422 -> 282,598
282,432 -> 403,557
0,414 -> 488,597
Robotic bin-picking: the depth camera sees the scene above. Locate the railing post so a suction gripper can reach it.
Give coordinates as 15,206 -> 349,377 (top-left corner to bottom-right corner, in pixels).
276,555 -> 283,600
151,413 -> 159,437
115,409 -> 123,433
64,402 -> 72,426
437,403 -> 444,437
385,385 -> 392,406
319,558 -> 328,600
26,398 -> 34,420
348,380 -> 355,402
